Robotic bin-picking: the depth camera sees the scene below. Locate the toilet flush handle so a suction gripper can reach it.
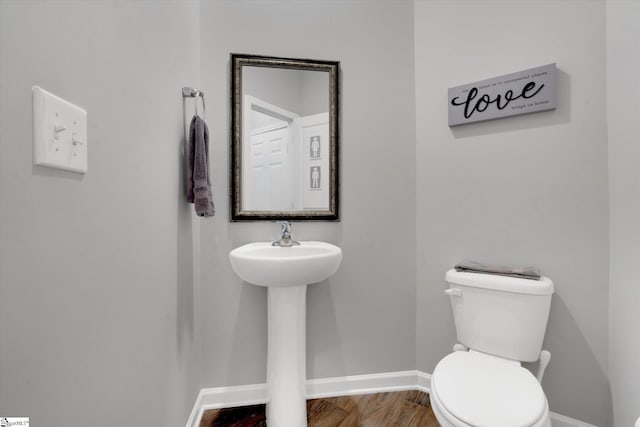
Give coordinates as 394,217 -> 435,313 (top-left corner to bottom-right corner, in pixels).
445,288 -> 463,297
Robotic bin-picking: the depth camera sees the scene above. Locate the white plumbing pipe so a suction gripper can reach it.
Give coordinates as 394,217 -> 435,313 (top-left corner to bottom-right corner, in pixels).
536,350 -> 551,383
453,343 -> 468,352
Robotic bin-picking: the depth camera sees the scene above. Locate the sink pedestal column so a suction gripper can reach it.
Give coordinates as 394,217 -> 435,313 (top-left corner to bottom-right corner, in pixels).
267,285 -> 308,427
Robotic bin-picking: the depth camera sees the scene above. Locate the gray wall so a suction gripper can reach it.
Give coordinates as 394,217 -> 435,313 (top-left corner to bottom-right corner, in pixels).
244,67 -> 304,116
301,71 -> 330,116
198,0 -> 417,386
414,1 -> 611,425
0,1 -> 201,426
607,2 -> 640,426
243,66 -> 329,117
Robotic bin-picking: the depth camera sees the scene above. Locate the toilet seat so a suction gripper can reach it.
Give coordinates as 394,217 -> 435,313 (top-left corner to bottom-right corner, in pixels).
431,351 -> 550,427
431,385 -> 550,427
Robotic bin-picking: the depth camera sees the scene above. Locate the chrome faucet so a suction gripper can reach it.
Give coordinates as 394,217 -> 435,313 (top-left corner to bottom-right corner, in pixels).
272,221 -> 300,247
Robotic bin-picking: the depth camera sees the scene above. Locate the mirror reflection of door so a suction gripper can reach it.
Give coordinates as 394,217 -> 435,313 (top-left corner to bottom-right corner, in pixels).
241,65 -> 330,212
248,117 -> 292,211
243,97 -> 297,211
243,97 -> 329,211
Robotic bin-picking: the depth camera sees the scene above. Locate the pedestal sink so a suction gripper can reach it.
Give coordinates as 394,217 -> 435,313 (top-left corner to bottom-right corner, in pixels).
229,241 -> 342,427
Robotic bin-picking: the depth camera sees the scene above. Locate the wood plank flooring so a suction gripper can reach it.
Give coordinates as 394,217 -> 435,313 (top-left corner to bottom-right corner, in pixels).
200,390 -> 440,427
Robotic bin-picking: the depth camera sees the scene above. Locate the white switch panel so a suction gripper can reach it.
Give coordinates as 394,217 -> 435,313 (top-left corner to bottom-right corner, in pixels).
32,86 -> 87,173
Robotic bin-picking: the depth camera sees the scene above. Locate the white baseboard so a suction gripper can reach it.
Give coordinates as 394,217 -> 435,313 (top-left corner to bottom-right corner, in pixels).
306,370 -> 426,398
186,370 -> 595,427
416,370 -> 432,393
185,383 -> 267,427
550,411 -> 598,427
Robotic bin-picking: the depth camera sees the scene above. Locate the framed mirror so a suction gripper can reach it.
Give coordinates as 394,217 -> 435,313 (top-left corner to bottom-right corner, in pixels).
230,54 -> 340,221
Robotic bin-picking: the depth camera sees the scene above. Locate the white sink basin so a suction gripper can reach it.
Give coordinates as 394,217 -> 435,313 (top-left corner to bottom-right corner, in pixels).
229,241 -> 342,288
228,240 -> 342,427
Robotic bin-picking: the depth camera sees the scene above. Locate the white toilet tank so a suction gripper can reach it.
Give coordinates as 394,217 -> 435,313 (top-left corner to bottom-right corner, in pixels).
446,269 -> 554,362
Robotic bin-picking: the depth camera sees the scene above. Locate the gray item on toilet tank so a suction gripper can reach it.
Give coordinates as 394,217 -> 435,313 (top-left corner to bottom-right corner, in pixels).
454,261 -> 541,280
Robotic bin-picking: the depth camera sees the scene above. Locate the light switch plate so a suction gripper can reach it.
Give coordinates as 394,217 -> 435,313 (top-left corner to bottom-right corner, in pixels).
32,86 -> 87,173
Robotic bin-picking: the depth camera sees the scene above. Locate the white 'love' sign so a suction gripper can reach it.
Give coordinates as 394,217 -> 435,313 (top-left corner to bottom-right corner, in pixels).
448,63 -> 556,127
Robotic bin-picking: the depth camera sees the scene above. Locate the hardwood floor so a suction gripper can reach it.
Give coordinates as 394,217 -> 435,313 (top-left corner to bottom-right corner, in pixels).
199,390 -> 440,427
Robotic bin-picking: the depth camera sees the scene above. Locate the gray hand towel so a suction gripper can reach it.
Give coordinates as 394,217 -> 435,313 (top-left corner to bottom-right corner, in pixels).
454,261 -> 541,280
186,115 -> 215,217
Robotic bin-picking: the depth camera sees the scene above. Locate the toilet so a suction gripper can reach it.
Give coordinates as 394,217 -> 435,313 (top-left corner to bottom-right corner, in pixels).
430,269 -> 554,427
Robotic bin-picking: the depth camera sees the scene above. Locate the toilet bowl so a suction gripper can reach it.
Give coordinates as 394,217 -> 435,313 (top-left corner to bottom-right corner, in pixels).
430,350 -> 551,427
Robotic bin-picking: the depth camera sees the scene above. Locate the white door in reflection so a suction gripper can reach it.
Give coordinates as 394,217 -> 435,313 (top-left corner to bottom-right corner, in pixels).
247,122 -> 292,211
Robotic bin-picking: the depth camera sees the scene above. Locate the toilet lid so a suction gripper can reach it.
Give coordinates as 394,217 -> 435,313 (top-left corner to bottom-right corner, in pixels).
431,351 -> 547,427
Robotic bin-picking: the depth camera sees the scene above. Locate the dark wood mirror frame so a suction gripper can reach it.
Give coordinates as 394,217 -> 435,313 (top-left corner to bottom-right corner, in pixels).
230,53 -> 340,221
